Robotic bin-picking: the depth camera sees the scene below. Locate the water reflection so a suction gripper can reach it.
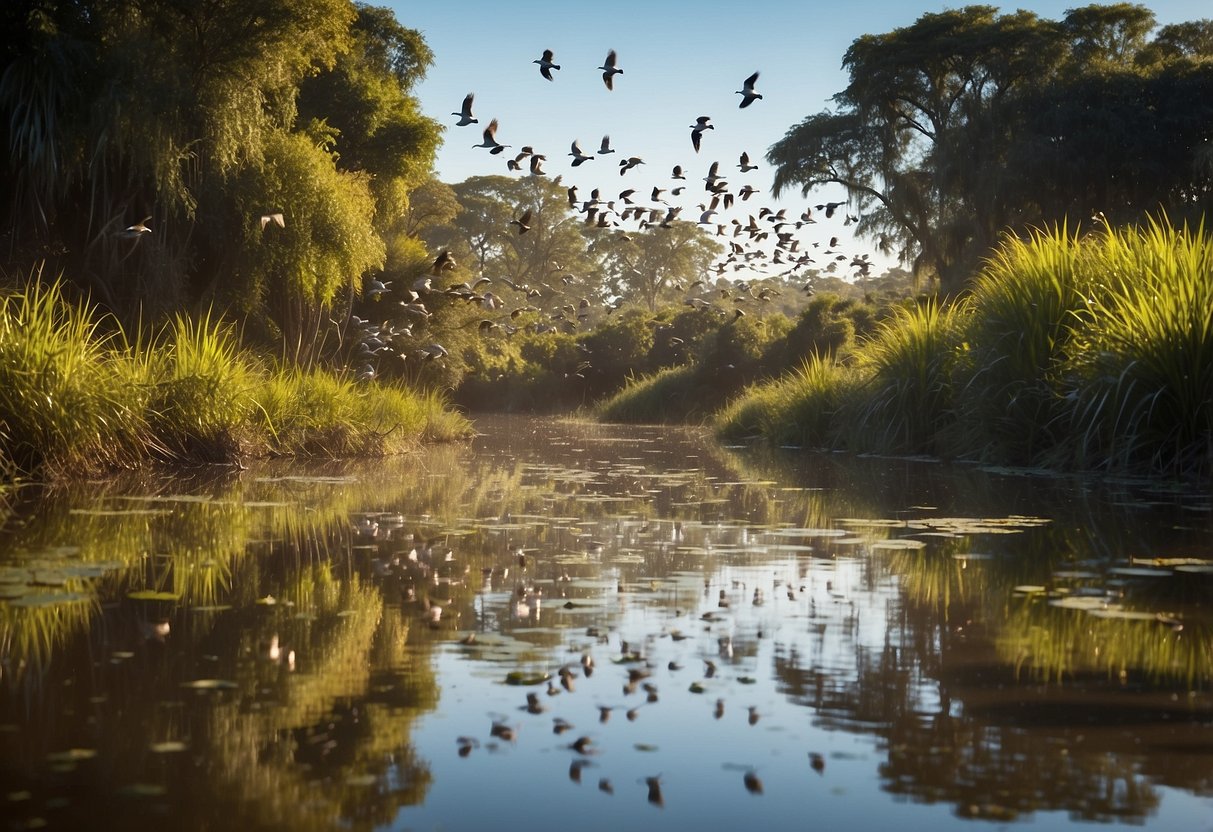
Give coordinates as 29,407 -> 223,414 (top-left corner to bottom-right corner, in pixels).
1,415 -> 1211,830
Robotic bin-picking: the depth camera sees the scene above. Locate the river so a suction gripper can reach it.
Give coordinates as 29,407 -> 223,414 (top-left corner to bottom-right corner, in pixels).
1,415 -> 1210,830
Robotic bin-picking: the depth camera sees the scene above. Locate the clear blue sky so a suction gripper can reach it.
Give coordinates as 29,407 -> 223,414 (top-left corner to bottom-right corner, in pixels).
387,1 -> 1210,278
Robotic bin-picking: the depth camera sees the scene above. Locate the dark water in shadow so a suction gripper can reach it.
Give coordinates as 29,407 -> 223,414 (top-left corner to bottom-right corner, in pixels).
1,415 -> 1211,831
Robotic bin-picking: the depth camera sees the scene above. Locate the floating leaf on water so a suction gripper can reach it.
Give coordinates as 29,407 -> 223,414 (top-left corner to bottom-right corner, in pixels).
182,679 -> 238,690
31,570 -> 68,587
1175,564 -> 1213,575
836,518 -> 906,529
112,651 -> 135,660
128,590 -> 180,602
768,528 -> 849,538
119,783 -> 168,797
46,748 -> 97,763
504,671 -> 551,686
1051,571 -> 1099,580
1108,567 -> 1173,578
1048,596 -> 1109,611
0,585 -> 27,600
1012,585 -> 1047,595
149,741 -> 188,753
255,596 -> 278,606
1087,608 -> 1159,621
870,539 -> 926,551
191,605 -> 233,613
952,553 -> 996,561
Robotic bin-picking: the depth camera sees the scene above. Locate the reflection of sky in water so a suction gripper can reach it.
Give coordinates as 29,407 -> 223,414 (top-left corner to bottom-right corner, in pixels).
1,416 -> 1212,830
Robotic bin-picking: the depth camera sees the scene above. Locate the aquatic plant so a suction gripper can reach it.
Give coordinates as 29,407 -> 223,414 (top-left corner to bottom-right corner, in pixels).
1063,216 -> 1213,477
714,354 -> 856,447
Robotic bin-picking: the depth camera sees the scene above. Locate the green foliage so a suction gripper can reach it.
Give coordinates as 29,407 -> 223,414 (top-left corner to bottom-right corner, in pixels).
143,310 -> 259,462
595,366 -> 703,424
1064,217 -> 1213,476
950,225 -> 1089,462
0,278 -> 145,475
769,4 -> 1213,294
846,301 -> 961,453
715,355 -> 856,447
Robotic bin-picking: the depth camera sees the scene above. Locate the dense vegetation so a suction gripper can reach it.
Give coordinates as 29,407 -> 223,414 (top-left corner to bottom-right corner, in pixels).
714,218 -> 1212,479
1,2 -> 1210,482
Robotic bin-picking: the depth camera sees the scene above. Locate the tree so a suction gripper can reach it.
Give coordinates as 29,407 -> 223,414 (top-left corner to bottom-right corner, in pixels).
768,4 -> 1213,295
593,221 -> 722,312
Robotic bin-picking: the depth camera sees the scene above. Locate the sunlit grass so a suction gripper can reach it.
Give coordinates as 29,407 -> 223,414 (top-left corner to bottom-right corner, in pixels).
0,277 -> 147,475
846,300 -> 961,454
714,354 -> 856,446
1064,216 -> 1213,476
950,224 -> 1089,463
596,365 -> 701,423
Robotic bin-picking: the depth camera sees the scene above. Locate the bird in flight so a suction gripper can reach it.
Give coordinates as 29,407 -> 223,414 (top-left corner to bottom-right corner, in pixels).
737,71 -> 762,108
259,213 -> 285,231
690,116 -> 713,152
619,156 -> 645,175
511,208 -> 533,234
569,140 -> 594,167
473,119 -> 509,154
597,135 -> 614,155
452,93 -> 477,126
738,152 -> 758,172
534,49 -> 560,81
598,49 -> 622,90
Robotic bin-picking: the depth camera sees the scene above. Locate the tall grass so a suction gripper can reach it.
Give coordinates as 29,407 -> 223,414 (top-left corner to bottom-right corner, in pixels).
846,300 -> 961,454
714,354 -> 856,447
950,224 -> 1089,463
143,309 -> 258,461
1064,216 -> 1213,476
0,278 -> 146,475
0,280 -> 470,479
595,365 -> 703,424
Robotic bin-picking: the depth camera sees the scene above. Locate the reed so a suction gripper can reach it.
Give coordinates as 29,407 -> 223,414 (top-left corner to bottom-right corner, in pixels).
950,224 -> 1089,463
1063,216 -> 1213,476
595,365 -> 702,424
845,300 -> 962,454
143,309 -> 258,462
0,278 -> 146,475
714,354 -> 856,446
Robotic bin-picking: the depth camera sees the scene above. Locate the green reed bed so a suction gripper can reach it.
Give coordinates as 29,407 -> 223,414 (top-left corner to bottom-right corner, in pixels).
712,216 -> 1212,479
1064,217 -> 1213,476
845,299 -> 962,454
595,365 -> 703,424
0,281 -> 470,478
950,225 -> 1090,463
715,354 -> 855,447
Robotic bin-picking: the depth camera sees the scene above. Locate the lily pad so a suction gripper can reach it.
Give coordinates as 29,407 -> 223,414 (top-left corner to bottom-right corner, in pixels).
504,670 -> 551,686
182,679 -> 238,690
128,590 -> 181,602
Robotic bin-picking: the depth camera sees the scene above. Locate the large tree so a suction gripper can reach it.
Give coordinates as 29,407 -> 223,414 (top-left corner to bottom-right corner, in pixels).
768,4 -> 1213,294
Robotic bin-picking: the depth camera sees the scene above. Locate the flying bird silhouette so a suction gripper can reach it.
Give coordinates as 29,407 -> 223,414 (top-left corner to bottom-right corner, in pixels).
534,49 -> 560,81
452,93 -> 477,126
473,119 -> 509,154
598,49 -> 622,90
737,71 -> 762,107
690,116 -> 713,152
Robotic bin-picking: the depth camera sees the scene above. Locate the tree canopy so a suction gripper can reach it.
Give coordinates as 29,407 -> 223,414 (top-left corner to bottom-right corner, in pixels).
768,4 -> 1213,294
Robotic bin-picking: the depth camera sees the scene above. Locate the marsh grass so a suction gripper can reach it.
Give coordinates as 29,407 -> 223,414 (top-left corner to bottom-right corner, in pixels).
0,280 -> 469,478
714,354 -> 856,446
595,366 -> 705,424
950,225 -> 1089,463
845,300 -> 961,454
0,278 -> 147,475
1064,217 -> 1213,476
144,309 -> 258,462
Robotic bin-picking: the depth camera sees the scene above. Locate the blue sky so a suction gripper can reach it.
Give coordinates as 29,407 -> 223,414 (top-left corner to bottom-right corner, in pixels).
387,1 -> 1211,277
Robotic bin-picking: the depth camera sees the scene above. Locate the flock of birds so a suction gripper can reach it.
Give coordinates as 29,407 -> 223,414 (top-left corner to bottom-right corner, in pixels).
448,49 -> 877,285
347,46 -> 882,378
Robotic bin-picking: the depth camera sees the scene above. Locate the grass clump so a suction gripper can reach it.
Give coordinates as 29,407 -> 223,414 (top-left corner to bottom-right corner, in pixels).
0,279 -> 146,475
845,300 -> 962,454
1064,216 -> 1213,476
595,366 -> 702,424
0,280 -> 470,480
715,354 -> 855,447
950,225 -> 1089,463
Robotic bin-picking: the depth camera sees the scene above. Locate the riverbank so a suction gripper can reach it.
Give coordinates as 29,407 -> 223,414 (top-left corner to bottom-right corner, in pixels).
697,218 -> 1210,481
0,281 -> 471,481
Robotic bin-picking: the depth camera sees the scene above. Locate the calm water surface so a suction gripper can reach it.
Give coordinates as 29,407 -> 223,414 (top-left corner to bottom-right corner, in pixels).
1,415 -> 1211,831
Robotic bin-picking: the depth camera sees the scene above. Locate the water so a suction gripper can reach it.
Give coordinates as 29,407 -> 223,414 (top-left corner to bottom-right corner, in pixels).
1,415 -> 1211,831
